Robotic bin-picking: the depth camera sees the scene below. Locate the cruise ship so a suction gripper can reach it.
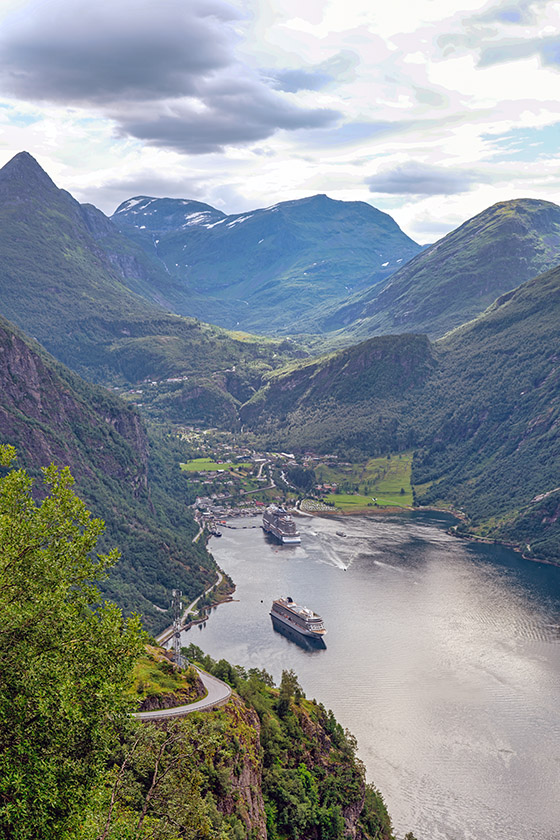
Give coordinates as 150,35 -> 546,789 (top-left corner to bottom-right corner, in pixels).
262,505 -> 301,544
270,597 -> 327,640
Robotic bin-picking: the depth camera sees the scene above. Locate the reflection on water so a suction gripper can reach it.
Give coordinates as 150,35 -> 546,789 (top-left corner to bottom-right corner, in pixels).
183,511 -> 560,840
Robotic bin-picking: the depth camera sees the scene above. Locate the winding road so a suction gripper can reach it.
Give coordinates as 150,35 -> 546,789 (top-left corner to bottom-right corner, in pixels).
133,666 -> 232,721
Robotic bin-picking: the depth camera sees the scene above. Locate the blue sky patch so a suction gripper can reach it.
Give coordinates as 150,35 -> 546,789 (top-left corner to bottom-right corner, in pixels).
0,105 -> 40,127
484,123 -> 560,162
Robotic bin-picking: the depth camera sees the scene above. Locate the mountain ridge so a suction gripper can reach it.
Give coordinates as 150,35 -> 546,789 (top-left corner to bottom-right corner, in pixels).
325,197 -> 560,341
0,152 -> 300,426
112,191 -> 422,334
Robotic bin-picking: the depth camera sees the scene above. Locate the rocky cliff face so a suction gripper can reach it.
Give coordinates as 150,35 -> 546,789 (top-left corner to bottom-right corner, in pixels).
0,316 -> 148,494
0,314 -> 219,634
220,696 -> 268,840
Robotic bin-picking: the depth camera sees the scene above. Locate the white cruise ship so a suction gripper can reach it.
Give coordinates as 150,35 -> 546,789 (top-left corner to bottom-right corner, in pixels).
270,596 -> 326,639
262,505 -> 301,544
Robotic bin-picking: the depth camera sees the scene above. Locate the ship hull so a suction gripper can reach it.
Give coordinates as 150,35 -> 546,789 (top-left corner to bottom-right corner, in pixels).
269,608 -> 326,639
262,524 -> 301,545
271,614 -> 326,649
262,505 -> 301,544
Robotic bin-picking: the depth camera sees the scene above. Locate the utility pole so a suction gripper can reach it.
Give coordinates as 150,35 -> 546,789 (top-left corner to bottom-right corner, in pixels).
171,589 -> 184,669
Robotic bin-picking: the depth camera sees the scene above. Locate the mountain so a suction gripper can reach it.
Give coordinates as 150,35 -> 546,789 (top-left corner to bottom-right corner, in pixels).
324,198 -> 560,340
413,264 -> 560,562
112,193 -> 421,334
0,312 -> 217,632
0,152 -> 299,423
240,266 -> 560,562
0,151 -> 182,349
240,333 -> 436,455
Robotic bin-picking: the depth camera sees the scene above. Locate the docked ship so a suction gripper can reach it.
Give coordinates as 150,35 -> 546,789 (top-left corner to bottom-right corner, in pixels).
270,596 -> 327,641
262,505 -> 301,544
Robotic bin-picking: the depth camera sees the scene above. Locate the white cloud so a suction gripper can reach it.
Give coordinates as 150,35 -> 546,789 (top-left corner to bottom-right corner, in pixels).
0,0 -> 559,238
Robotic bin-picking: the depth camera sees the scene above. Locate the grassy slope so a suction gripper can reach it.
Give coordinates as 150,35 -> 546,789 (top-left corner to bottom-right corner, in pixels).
316,453 -> 414,509
131,647 -> 205,707
180,458 -> 252,471
325,198 -> 560,342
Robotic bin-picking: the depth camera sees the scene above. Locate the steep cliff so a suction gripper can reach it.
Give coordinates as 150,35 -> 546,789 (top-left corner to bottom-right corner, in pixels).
0,314 -> 217,632
0,314 -> 148,494
88,650 -> 398,840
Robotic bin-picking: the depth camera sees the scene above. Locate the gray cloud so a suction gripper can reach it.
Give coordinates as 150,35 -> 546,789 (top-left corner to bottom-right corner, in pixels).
0,0 -> 340,153
366,162 -> 478,196
270,68 -> 332,93
117,89 -> 338,155
0,0 -> 239,103
479,35 -> 560,67
268,50 -> 359,93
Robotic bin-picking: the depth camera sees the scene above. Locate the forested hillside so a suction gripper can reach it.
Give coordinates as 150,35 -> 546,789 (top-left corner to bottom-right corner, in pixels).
241,266 -> 560,561
324,198 -> 560,341
413,264 -> 560,561
0,314 -> 216,632
240,334 -> 435,455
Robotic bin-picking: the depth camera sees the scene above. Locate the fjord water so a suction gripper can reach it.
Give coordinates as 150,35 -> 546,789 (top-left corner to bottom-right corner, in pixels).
187,512 -> 560,840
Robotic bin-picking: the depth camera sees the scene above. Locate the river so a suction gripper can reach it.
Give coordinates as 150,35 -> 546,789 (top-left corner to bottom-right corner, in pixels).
182,511 -> 560,840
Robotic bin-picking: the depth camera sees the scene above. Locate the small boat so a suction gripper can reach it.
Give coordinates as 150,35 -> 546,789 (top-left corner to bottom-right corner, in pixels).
336,531 -> 346,537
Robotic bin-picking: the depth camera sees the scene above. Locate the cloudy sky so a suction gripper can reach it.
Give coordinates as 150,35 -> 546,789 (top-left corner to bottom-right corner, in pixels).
0,0 -> 559,240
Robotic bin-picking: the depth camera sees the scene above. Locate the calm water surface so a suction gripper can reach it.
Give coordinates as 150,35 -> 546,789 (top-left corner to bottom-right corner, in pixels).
183,511 -> 560,840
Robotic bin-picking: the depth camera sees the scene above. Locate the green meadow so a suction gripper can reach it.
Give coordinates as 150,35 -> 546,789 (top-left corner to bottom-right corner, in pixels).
180,457 -> 252,472
315,452 -> 414,510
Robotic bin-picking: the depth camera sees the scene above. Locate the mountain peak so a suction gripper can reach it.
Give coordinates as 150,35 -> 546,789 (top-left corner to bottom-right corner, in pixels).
0,150 -> 59,194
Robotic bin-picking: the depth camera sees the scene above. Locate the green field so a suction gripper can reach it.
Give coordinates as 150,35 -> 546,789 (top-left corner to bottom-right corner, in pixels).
315,452 -> 413,509
180,458 -> 252,472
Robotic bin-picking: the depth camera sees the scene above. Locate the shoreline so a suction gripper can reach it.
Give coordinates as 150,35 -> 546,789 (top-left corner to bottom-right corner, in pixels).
299,502 -> 558,570
156,566 -> 236,644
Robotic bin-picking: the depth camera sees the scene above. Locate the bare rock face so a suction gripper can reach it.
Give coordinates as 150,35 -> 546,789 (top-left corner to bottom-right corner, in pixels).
0,317 -> 148,495
220,696 -> 267,840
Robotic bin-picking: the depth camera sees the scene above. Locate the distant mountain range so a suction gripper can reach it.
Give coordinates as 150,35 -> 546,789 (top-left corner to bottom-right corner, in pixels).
111,193 -> 422,334
112,187 -> 560,346
0,149 -> 558,568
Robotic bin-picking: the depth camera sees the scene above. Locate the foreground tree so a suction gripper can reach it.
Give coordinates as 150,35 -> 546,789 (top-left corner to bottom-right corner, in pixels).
0,445 -> 145,840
